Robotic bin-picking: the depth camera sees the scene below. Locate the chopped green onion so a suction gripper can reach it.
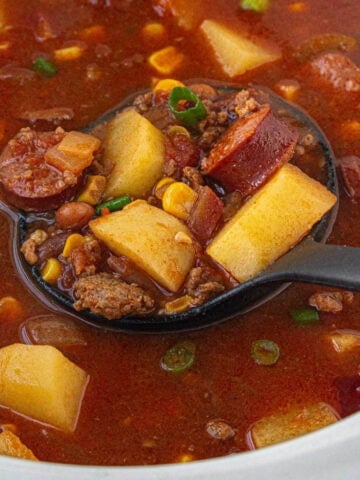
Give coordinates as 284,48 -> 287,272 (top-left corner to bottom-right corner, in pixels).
239,0 -> 270,13
161,340 -> 196,373
32,57 -> 58,77
290,308 -> 319,325
251,339 -> 280,366
96,195 -> 131,216
168,87 -> 207,127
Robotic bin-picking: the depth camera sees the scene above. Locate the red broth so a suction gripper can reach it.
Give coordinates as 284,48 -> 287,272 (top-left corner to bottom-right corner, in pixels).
0,0 -> 359,465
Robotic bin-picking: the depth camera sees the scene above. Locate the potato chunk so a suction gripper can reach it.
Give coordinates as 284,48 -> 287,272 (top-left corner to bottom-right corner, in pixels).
104,109 -> 165,199
250,402 -> 338,448
90,201 -> 195,292
207,164 -> 337,282
327,329 -> 360,353
0,344 -> 89,432
0,430 -> 37,460
200,19 -> 281,77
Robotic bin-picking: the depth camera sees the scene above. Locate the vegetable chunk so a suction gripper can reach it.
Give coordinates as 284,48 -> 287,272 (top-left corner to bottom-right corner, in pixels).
207,164 -> 336,282
90,201 -> 195,292
0,343 -> 89,432
200,20 -> 281,77
104,109 -> 165,199
0,430 -> 38,460
250,402 -> 338,448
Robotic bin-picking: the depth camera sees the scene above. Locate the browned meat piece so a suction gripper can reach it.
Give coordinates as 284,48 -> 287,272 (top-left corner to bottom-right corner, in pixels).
17,107 -> 74,124
339,156 -> 360,201
201,105 -> 298,197
182,166 -> 205,190
206,419 -> 235,440
308,290 -> 354,313
185,265 -> 225,305
73,273 -> 155,319
187,186 -> 224,243
69,238 -> 101,276
308,52 -> 360,92
37,232 -> 70,264
165,133 -> 201,169
0,128 -> 83,211
188,83 -> 218,101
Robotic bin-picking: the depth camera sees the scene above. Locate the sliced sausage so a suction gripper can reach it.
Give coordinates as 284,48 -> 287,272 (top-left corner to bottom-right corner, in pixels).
0,128 -> 83,211
201,105 -> 298,197
308,52 -> 360,92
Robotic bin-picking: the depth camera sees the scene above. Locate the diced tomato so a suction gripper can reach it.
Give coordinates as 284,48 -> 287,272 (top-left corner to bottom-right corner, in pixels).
187,186 -> 223,243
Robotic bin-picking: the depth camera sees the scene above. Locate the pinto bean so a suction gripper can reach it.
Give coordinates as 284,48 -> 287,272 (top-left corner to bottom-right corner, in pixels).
55,202 -> 95,230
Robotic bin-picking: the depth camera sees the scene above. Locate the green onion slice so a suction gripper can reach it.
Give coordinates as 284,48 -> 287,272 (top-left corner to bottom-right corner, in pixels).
32,57 -> 58,77
239,0 -> 270,13
168,87 -> 207,127
290,308 -> 319,325
161,340 -> 196,373
251,339 -> 280,366
96,195 -> 131,216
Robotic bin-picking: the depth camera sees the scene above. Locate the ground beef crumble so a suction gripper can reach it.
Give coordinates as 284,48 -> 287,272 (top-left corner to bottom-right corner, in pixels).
73,272 -> 155,319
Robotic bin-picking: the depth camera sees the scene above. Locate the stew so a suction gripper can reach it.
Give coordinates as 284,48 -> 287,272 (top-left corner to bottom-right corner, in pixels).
0,0 -> 359,466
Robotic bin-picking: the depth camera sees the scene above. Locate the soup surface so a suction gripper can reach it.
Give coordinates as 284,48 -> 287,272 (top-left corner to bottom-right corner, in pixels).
0,0 -> 359,465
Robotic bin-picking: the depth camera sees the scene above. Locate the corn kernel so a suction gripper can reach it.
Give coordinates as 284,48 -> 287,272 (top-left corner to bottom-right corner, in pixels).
174,231 -> 193,244
289,2 -> 307,12
275,79 -> 300,102
62,234 -> 85,258
78,175 -> 107,205
167,125 -> 190,139
41,258 -> 62,284
154,176 -> 176,199
178,453 -> 195,463
148,46 -> 185,75
142,22 -> 167,44
340,120 -> 360,139
79,24 -> 106,43
162,182 -> 197,220
165,295 -> 193,314
54,45 -> 85,62
0,297 -> 24,322
153,78 -> 185,93
0,41 -> 10,52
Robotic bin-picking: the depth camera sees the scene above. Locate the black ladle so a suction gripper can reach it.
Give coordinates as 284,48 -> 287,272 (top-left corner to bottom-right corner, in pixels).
2,83 -> 360,333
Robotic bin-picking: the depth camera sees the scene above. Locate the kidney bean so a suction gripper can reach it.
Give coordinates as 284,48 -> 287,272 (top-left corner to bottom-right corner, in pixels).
55,202 -> 95,230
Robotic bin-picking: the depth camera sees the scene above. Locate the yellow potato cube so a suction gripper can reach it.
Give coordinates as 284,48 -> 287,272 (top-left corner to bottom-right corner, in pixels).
104,109 -> 165,199
327,329 -> 360,353
62,233 -> 85,258
250,402 -> 338,448
0,430 -> 38,460
90,201 -> 195,292
200,19 -> 281,78
0,343 -> 89,432
207,164 -> 337,282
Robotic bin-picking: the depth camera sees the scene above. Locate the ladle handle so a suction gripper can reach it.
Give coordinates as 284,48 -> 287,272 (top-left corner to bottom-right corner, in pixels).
258,237 -> 360,290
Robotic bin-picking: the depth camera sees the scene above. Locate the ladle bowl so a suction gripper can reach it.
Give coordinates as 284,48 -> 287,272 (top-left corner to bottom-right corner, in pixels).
2,82 -> 360,333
